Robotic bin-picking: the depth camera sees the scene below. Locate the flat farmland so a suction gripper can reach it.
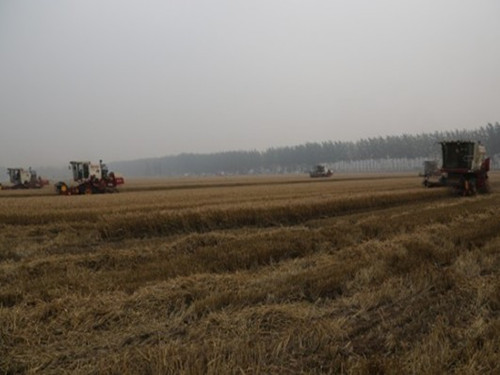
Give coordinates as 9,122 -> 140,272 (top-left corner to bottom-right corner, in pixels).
1,173 -> 499,374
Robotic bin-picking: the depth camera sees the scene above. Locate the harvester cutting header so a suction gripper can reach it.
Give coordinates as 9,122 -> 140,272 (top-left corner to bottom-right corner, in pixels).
55,160 -> 124,195
424,140 -> 490,195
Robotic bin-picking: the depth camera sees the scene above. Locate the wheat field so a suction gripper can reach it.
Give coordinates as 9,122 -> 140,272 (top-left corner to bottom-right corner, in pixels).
0,173 -> 499,374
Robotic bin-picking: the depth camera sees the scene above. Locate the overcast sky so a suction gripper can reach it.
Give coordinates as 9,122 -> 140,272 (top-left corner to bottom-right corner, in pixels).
1,0 -> 499,167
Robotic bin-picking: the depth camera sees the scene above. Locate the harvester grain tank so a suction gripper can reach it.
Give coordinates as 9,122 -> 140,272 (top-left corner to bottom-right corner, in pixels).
55,160 -> 124,195
425,141 -> 490,195
309,164 -> 333,178
1,167 -> 49,189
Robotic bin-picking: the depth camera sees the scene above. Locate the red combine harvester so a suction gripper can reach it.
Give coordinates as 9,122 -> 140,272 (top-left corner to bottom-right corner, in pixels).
424,141 -> 490,196
0,167 -> 49,190
55,160 -> 124,195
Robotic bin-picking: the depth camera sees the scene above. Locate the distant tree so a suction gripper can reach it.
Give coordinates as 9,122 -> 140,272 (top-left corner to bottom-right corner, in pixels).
108,123 -> 499,177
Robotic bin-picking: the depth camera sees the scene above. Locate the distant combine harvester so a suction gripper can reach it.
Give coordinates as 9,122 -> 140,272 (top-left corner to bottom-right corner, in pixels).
309,164 -> 333,178
423,140 -> 490,196
0,167 -> 49,190
55,160 -> 124,195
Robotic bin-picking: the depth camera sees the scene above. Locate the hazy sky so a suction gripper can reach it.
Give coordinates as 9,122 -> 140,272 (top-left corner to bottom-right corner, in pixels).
1,1 -> 500,166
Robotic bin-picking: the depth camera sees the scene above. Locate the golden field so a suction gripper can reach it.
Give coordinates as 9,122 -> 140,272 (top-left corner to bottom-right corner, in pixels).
0,173 -> 499,374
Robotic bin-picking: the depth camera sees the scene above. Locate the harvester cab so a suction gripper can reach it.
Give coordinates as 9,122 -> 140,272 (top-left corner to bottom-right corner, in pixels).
421,160 -> 441,186
426,141 -> 490,195
422,160 -> 439,177
70,161 -> 102,181
56,160 -> 124,195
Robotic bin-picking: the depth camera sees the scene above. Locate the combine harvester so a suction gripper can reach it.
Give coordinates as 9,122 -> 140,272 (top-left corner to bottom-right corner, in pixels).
309,164 -> 333,178
55,160 -> 124,195
0,167 -> 49,190
424,140 -> 490,196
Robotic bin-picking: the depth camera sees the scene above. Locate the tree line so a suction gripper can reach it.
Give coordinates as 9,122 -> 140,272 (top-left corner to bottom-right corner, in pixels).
110,123 -> 500,177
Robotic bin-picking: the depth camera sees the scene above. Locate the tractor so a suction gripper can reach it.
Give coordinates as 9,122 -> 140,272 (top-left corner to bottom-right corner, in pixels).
424,141 -> 490,196
1,167 -> 49,189
55,160 -> 124,195
309,164 -> 333,178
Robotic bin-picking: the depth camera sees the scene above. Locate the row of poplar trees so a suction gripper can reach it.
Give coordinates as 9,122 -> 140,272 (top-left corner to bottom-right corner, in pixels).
111,122 -> 500,176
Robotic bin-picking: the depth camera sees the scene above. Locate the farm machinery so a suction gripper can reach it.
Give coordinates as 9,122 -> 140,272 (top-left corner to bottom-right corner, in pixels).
0,167 -> 49,189
309,164 -> 333,178
423,140 -> 490,195
420,160 -> 440,179
55,160 -> 124,195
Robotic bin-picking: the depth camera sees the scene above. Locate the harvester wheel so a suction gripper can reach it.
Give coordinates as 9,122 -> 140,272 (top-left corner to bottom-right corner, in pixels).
478,180 -> 491,194
60,183 -> 68,194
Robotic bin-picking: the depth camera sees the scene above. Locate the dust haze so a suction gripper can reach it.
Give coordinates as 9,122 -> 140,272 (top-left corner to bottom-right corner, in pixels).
1,0 -> 499,167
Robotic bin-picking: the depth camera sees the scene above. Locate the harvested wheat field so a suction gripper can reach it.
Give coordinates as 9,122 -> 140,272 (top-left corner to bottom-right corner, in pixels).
0,173 -> 499,374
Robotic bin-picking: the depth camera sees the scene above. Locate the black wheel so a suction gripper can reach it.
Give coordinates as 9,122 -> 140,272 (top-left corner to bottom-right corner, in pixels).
478,180 -> 491,194
55,182 -> 68,195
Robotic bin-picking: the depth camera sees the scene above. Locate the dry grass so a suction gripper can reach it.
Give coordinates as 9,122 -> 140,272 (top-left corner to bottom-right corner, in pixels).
0,173 -> 499,374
